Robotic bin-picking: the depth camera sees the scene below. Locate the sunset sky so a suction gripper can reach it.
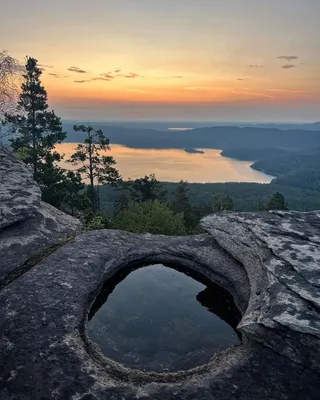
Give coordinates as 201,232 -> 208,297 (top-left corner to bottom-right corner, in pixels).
2,0 -> 320,122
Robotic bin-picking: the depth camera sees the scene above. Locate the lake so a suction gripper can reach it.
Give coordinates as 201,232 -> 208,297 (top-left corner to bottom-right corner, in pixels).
55,143 -> 274,183
87,264 -> 241,372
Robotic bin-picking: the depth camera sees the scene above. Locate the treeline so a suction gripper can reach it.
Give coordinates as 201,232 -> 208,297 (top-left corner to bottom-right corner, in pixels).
99,181 -> 320,215
222,147 -> 320,193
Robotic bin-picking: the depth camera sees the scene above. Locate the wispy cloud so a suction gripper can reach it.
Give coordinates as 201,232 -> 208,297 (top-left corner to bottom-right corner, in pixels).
276,55 -> 298,62
68,66 -> 87,73
74,80 -> 91,83
237,78 -> 249,81
171,75 -> 184,78
282,64 -> 297,69
247,65 -> 264,68
100,73 -> 114,79
184,86 -> 215,91
49,73 -> 69,79
114,69 -> 121,73
92,77 -> 113,81
116,72 -> 140,78
265,88 -> 306,94
39,63 -> 54,68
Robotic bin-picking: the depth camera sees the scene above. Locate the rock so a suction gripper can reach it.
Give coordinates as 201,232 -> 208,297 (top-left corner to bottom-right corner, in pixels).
0,152 -> 319,399
0,218 -> 319,399
202,211 -> 320,372
0,148 -> 81,286
0,147 -> 41,229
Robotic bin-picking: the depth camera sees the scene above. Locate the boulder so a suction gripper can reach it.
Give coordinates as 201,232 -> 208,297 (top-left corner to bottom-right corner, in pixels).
0,148 -> 81,286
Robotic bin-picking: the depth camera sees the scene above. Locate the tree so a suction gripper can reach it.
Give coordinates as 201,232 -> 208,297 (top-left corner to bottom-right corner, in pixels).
129,174 -> 167,202
171,180 -> 190,213
4,57 -> 66,181
213,194 -> 234,212
114,188 -> 132,215
0,51 -> 21,142
0,51 -> 21,115
59,170 -> 90,216
112,200 -> 187,235
267,192 -> 287,210
67,124 -> 121,213
171,180 -> 197,230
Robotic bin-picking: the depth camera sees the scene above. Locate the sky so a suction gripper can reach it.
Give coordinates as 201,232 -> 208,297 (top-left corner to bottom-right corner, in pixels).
2,0 -> 320,122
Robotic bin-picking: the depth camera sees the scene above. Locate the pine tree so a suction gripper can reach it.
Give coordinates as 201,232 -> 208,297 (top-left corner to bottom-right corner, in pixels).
5,57 -> 66,181
67,124 -> 120,213
267,192 -> 287,210
59,170 -> 91,216
114,188 -> 132,215
171,180 -> 190,214
130,174 -> 167,202
171,180 -> 196,229
213,194 -> 234,212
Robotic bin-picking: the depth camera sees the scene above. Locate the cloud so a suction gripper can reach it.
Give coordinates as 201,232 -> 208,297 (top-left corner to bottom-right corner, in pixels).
184,86 -> 215,91
276,55 -> 298,62
49,73 -> 66,79
282,64 -> 297,69
100,73 -> 115,79
92,77 -> 113,81
116,72 -> 140,78
74,80 -> 91,83
68,66 -> 87,73
265,88 -> 306,94
114,69 -> 121,73
237,78 -> 248,81
171,75 -> 184,78
39,63 -> 53,68
247,65 -> 264,68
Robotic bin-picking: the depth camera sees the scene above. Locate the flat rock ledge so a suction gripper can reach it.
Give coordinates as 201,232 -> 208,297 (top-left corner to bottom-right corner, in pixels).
0,211 -> 320,399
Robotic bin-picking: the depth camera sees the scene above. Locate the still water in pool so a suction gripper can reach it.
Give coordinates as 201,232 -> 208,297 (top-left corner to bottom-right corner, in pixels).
87,264 -> 241,372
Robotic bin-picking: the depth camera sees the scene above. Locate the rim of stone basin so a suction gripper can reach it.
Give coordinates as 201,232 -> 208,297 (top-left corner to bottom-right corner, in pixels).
83,257 -> 244,384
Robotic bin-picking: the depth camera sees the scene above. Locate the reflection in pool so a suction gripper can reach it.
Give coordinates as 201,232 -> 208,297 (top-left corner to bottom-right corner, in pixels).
87,264 -> 241,372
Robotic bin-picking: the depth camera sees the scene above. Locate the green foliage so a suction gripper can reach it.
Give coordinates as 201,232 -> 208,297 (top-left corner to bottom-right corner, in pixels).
266,192 -> 287,210
127,174 -> 167,202
84,215 -> 106,231
171,180 -> 200,231
6,57 -> 66,180
171,180 -> 190,214
213,194 -> 234,212
112,200 -> 187,235
67,124 -> 120,213
1,56 -> 85,210
59,171 -> 91,215
114,188 -> 132,215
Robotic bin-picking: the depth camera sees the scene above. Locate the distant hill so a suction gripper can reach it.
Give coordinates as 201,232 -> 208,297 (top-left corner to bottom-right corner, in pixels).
63,121 -> 320,151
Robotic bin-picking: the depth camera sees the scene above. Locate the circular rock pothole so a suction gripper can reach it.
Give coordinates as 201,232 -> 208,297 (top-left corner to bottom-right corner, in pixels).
87,263 -> 241,373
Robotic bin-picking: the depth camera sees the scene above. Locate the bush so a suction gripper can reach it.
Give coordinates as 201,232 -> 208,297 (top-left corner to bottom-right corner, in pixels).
112,200 -> 187,235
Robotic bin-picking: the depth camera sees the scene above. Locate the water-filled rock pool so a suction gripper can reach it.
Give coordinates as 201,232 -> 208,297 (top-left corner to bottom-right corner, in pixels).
87,264 -> 241,372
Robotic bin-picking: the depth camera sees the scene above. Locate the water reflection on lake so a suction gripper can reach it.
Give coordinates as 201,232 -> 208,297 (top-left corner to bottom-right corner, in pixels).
87,264 -> 241,373
55,143 -> 274,183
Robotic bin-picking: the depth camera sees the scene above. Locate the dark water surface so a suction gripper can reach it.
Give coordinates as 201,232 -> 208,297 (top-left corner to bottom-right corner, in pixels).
87,264 -> 241,372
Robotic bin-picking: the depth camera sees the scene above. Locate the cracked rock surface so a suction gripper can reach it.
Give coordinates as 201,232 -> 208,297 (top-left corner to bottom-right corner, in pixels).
0,148 -> 81,286
0,150 -> 319,399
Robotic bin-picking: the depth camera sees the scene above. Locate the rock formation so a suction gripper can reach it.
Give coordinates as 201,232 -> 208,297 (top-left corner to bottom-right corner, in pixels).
0,147 -> 81,287
0,149 -> 319,399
